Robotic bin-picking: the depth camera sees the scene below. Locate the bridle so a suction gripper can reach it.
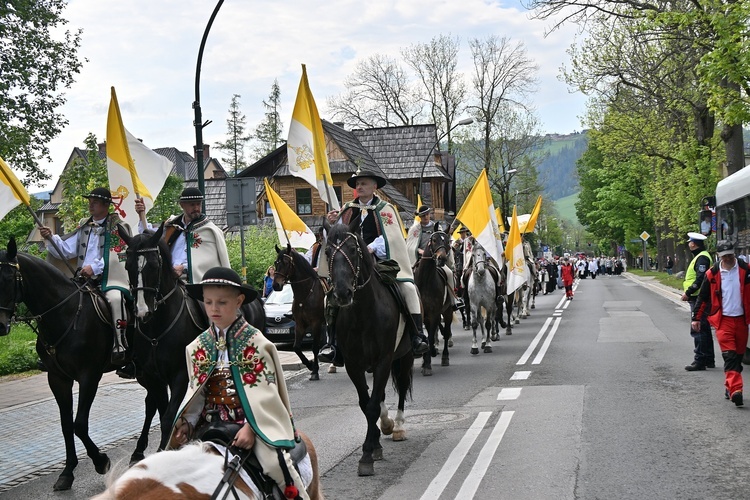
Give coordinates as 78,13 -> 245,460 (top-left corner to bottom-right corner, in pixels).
427,231 -> 450,263
0,260 -> 22,320
274,252 -> 316,300
473,248 -> 487,273
130,247 -> 180,317
327,232 -> 370,291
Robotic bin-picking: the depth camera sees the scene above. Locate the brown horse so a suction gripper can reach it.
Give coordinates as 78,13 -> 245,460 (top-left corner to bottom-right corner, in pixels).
413,230 -> 453,375
272,244 -> 326,381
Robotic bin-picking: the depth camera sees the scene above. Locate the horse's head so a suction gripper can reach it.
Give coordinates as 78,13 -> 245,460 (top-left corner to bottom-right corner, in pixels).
272,244 -> 294,292
124,224 -> 171,320
428,231 -> 451,267
325,223 -> 369,307
0,237 -> 20,336
472,243 -> 487,276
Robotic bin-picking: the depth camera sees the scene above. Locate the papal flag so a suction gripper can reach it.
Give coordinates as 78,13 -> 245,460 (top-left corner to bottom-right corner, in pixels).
107,87 -> 173,229
455,169 -> 503,264
495,207 -> 506,233
287,65 -> 340,210
520,195 -> 542,233
505,205 -> 529,294
264,178 -> 316,250
0,156 -> 30,221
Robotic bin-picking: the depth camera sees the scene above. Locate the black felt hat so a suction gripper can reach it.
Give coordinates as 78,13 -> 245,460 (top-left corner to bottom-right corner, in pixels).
82,187 -> 113,204
186,267 -> 258,304
346,169 -> 387,189
415,205 -> 431,216
179,187 -> 204,202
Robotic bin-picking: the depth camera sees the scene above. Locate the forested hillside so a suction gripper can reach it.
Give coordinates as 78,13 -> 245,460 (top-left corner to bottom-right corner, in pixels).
537,131 -> 588,200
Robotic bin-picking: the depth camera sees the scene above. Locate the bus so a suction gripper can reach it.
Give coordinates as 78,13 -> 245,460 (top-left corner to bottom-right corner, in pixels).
714,167 -> 750,253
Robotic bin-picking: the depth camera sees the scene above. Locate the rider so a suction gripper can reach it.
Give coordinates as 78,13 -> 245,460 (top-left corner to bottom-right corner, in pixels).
303,226 -> 325,271
406,205 -> 458,310
318,169 -> 429,366
134,187 -> 230,284
39,187 -> 132,364
170,267 -> 308,500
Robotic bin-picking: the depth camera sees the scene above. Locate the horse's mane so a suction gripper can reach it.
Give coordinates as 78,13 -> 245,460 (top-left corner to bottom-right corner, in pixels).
327,223 -> 376,275
130,232 -> 174,281
287,246 -> 318,280
14,252 -> 78,290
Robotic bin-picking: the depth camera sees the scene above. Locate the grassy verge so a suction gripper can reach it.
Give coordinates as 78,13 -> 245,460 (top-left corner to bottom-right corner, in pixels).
628,269 -> 683,291
0,323 -> 40,377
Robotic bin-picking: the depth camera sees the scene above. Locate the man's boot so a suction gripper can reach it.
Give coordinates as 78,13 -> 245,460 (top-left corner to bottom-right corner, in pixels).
111,322 -> 129,365
318,315 -> 344,367
410,314 -> 429,356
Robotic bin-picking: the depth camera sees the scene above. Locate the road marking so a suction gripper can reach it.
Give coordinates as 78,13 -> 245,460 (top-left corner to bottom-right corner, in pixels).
454,411 -> 515,499
497,388 -> 522,400
532,317 -> 562,364
555,296 -> 567,309
517,317 -> 553,365
510,371 -> 531,380
420,412 -> 492,500
562,298 -> 572,309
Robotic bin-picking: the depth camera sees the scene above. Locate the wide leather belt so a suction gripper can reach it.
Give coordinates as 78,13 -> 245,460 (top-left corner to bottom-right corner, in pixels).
205,369 -> 241,408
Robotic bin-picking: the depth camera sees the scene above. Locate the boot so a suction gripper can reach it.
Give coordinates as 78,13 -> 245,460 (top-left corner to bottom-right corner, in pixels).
111,328 -> 129,365
410,314 -> 429,356
116,361 -> 136,379
318,323 -> 344,367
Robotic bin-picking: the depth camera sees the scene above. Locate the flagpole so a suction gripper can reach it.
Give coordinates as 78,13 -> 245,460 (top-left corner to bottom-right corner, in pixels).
264,179 -> 292,247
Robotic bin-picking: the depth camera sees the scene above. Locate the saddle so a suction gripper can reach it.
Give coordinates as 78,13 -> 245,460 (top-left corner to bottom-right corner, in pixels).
196,419 -> 308,499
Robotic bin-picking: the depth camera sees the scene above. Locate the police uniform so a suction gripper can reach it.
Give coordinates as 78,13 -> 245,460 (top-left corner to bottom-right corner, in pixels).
683,232 -> 715,370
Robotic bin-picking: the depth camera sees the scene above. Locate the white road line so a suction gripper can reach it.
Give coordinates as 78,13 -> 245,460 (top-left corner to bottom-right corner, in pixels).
516,317 -> 552,365
497,388 -> 522,400
454,411 -> 515,499
562,298 -> 572,309
510,371 -> 531,380
532,317 -> 562,364
420,412 -> 492,500
554,296 -> 567,309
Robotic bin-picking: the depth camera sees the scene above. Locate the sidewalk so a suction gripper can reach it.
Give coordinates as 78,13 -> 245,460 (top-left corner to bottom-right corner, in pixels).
621,272 -> 688,309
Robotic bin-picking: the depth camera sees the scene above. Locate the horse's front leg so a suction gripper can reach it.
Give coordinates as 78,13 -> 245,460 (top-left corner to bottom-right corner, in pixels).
440,310 -> 452,367
470,306 -> 480,355
293,323 -> 317,381
72,374 -> 111,476
158,370 -> 189,453
483,309 -> 494,353
47,372 -> 78,491
132,375 -> 167,464
421,315 -> 435,376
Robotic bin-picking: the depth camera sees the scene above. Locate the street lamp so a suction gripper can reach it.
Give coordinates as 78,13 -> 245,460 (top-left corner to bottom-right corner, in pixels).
193,0 -> 224,210
418,118 -> 473,206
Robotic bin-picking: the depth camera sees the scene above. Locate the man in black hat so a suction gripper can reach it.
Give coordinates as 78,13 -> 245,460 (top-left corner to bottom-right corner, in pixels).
134,187 -> 230,284
681,231 -> 715,371
40,187 -> 132,364
318,170 -> 429,364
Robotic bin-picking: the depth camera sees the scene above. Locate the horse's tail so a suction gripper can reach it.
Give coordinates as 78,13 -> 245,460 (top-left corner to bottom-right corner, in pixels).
390,355 -> 413,400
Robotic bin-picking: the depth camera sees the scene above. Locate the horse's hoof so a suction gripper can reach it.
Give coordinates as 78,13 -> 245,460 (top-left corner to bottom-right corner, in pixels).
392,430 -> 407,441
327,365 -> 337,374
380,418 -> 394,436
531,305 -> 536,309
373,447 -> 384,461
514,319 -> 520,324
448,339 -> 454,347
129,452 -> 145,467
441,358 -> 450,366
358,462 -> 375,476
491,334 -> 500,342
309,372 -> 320,381
430,345 -> 438,357
481,341 -> 486,349
470,347 -> 479,355
506,330 -> 512,335
422,367 -> 432,376
483,346 -> 492,353
95,455 -> 111,475
463,325 -> 470,331
53,474 -> 74,491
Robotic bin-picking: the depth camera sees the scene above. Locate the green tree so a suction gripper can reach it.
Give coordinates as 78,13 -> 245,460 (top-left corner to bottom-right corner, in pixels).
226,224 -> 279,288
0,197 -> 43,247
146,174 -> 183,223
215,94 -> 251,176
0,1 -> 84,185
57,134 -> 108,230
252,80 -> 284,161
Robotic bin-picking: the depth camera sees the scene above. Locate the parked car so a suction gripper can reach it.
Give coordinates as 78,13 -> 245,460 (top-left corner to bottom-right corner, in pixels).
263,284 -> 313,346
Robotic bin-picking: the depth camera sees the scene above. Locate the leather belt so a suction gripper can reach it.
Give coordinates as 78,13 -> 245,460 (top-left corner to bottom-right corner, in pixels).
205,369 -> 241,408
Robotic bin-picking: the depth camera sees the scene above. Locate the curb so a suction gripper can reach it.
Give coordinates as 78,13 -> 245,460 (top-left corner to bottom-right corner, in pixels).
621,272 -> 688,310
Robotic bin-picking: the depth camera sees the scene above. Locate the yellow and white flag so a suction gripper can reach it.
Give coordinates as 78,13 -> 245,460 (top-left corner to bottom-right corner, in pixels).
520,195 -> 542,233
505,205 -> 528,294
264,178 -> 315,250
495,207 -> 506,233
107,87 -> 173,229
0,156 -> 31,221
415,194 -> 424,223
287,65 -> 340,210
455,169 -> 503,264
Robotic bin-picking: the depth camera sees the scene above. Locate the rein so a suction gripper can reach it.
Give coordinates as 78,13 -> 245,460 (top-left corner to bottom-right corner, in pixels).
327,233 -> 371,291
274,253 -> 317,302
130,247 -> 180,313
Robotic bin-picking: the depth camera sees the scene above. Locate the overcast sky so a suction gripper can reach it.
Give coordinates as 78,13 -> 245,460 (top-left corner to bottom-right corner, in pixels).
36,0 -> 587,191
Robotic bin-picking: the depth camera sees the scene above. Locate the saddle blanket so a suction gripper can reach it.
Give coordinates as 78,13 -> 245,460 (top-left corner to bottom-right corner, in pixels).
208,442 -> 313,497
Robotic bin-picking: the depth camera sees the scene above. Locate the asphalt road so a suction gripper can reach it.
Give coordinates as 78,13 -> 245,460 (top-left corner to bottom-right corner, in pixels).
3,273 -> 749,499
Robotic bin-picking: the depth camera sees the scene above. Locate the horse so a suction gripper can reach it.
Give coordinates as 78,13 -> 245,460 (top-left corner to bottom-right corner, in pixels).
451,239 -> 471,330
413,229 -> 453,375
515,240 -> 538,320
466,242 -> 497,354
118,226 -> 267,463
272,243 -> 326,381
325,223 -> 414,476
91,431 -> 324,500
0,237 -> 114,491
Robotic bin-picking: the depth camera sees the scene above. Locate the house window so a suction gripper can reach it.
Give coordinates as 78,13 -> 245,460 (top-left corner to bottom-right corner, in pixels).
296,188 -> 312,215
265,200 -> 272,216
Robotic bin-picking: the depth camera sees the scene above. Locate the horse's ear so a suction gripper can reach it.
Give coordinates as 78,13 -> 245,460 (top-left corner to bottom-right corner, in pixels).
275,244 -> 281,254
7,236 -> 17,261
286,243 -> 292,253
117,224 -> 132,246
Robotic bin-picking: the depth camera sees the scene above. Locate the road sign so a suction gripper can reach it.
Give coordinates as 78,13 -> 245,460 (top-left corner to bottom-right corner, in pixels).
225,178 -> 257,227
640,231 -> 650,241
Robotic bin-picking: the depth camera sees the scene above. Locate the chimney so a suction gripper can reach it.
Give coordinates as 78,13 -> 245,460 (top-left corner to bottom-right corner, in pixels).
193,144 -> 210,161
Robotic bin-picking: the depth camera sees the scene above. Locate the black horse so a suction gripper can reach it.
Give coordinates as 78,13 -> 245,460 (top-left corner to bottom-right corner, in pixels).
272,244 -> 326,381
0,237 -> 113,491
325,224 -> 414,476
118,226 -> 267,463
413,230 -> 453,375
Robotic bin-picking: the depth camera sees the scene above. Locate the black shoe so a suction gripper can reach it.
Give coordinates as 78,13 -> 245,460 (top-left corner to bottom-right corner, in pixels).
116,362 -> 136,379
318,345 -> 344,367
36,359 -> 48,372
685,362 -> 706,371
731,391 -> 744,407
706,362 -> 716,368
412,338 -> 429,356
725,389 -> 731,400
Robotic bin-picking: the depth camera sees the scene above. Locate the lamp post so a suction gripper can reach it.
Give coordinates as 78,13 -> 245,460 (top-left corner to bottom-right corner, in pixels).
193,0 -> 224,210
418,118 -> 473,207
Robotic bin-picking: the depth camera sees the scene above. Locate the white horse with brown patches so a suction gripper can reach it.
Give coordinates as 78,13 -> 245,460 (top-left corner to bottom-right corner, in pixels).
92,433 -> 324,500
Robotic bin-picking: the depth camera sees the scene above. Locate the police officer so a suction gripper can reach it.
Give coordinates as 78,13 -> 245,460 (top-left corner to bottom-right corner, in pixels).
681,232 -> 715,371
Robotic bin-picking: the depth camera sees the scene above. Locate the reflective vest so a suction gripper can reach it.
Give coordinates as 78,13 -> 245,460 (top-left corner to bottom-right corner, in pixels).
683,250 -> 712,296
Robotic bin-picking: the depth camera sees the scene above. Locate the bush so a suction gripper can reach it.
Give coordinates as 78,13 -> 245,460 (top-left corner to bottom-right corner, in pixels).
226,223 -> 280,291
0,323 -> 39,376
